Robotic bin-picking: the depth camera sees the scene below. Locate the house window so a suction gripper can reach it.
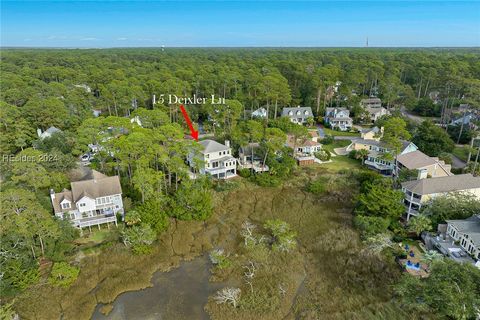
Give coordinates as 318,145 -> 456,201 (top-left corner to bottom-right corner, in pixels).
79,203 -> 86,207
61,202 -> 70,209
206,154 -> 209,159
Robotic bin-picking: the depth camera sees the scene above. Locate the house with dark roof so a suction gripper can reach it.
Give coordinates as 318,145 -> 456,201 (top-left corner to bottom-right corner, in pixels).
401,174 -> 480,220
324,107 -> 353,131
187,139 -> 237,179
50,170 -> 123,228
281,106 -> 313,125
446,215 -> 480,260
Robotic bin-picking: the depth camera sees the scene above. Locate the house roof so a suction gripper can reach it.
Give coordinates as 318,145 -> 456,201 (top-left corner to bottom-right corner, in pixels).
447,216 -> 480,245
365,107 -> 388,115
286,135 -> 321,148
396,150 -> 437,170
71,170 -> 122,202
45,126 -> 61,134
199,139 -> 230,153
361,126 -> 381,134
282,107 -> 313,117
361,98 -> 381,103
51,189 -> 74,214
352,138 -> 413,152
401,174 -> 480,195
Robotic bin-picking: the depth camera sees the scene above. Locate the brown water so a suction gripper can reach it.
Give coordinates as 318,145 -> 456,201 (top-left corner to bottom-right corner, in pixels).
92,256 -> 223,320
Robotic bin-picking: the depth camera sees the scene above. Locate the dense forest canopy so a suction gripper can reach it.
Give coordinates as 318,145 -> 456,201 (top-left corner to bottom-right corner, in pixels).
1,48 -> 479,152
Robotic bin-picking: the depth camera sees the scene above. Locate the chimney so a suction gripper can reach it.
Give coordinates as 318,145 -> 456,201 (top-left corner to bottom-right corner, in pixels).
37,128 -> 43,138
225,140 -> 230,148
50,189 -> 55,201
152,94 -> 156,105
417,169 -> 428,180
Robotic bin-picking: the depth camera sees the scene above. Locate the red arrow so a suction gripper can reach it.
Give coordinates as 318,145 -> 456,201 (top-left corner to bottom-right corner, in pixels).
179,104 -> 199,141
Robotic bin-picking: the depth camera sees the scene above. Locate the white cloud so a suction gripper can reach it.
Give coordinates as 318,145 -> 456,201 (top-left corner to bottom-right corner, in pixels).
117,37 -> 128,41
80,37 -> 99,41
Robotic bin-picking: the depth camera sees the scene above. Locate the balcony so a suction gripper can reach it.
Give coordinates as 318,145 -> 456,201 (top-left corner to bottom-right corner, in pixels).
74,213 -> 117,228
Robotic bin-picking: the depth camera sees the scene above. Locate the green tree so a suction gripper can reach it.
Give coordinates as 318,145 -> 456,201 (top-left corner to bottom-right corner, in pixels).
263,219 -> 297,252
355,179 -> 405,220
422,193 -> 480,226
170,179 -> 213,221
407,214 -> 432,235
395,260 -> 480,319
412,120 -> 455,156
136,198 -> 170,233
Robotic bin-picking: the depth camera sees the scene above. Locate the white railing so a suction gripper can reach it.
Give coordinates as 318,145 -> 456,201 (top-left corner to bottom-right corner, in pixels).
75,215 -> 116,228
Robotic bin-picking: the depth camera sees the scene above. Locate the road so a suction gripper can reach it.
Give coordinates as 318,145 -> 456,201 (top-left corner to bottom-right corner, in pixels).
451,154 -> 467,169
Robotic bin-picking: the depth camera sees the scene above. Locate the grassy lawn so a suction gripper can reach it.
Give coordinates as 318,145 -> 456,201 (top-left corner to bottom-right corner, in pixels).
322,139 -> 352,153
323,155 -> 362,171
452,145 -> 470,162
323,127 -> 360,137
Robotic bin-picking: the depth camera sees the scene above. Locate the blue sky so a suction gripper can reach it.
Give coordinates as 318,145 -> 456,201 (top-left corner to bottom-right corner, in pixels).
1,1 -> 479,47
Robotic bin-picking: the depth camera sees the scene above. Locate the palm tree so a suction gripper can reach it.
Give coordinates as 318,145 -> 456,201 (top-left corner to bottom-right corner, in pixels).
355,149 -> 369,165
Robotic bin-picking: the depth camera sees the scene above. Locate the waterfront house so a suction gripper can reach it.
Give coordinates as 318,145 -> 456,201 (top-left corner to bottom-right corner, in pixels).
347,134 -> 417,175
238,143 -> 269,173
324,107 -> 353,131
395,150 -> 452,179
50,170 -> 124,229
188,139 -> 237,179
286,134 -> 322,166
281,106 -> 313,125
446,215 -> 480,260
401,174 -> 480,220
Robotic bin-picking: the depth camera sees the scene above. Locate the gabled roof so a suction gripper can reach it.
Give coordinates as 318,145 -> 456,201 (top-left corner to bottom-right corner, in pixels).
447,216 -> 480,245
282,107 -> 313,117
71,170 -> 122,202
401,174 -> 480,195
286,135 -> 321,148
396,150 -> 437,170
199,139 -> 230,153
45,126 -> 61,134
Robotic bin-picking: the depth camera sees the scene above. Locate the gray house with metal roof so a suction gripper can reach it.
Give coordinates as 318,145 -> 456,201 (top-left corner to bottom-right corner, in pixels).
282,106 -> 313,125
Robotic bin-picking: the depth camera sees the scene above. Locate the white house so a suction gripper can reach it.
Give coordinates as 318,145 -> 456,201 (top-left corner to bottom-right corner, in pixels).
401,174 -> 480,220
286,134 -> 322,166
37,126 -> 61,140
324,107 -> 353,131
251,107 -> 268,119
50,170 -> 124,229
281,106 -> 313,125
446,215 -> 480,260
188,139 -> 237,179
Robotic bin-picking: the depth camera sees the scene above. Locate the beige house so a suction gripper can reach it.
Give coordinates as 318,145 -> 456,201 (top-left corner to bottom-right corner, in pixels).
50,170 -> 123,229
347,129 -> 417,175
365,106 -> 390,123
446,215 -> 480,260
401,174 -> 480,220
360,97 -> 382,109
396,150 -> 452,179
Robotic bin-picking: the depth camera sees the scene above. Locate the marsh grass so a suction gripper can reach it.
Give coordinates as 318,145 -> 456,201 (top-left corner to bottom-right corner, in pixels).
14,165 -> 422,320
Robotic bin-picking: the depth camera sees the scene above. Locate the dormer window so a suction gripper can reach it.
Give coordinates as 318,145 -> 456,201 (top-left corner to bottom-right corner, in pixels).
288,111 -> 293,116
61,202 -> 70,209
304,111 -> 309,115
296,111 -> 301,115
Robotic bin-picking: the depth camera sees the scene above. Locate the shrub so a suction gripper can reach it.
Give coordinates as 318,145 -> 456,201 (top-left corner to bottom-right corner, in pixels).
251,174 -> 281,187
353,215 -> 390,238
321,134 -> 334,144
121,224 -> 156,254
49,262 -> 80,288
307,177 -> 329,194
314,149 -> 331,161
237,168 -> 252,178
